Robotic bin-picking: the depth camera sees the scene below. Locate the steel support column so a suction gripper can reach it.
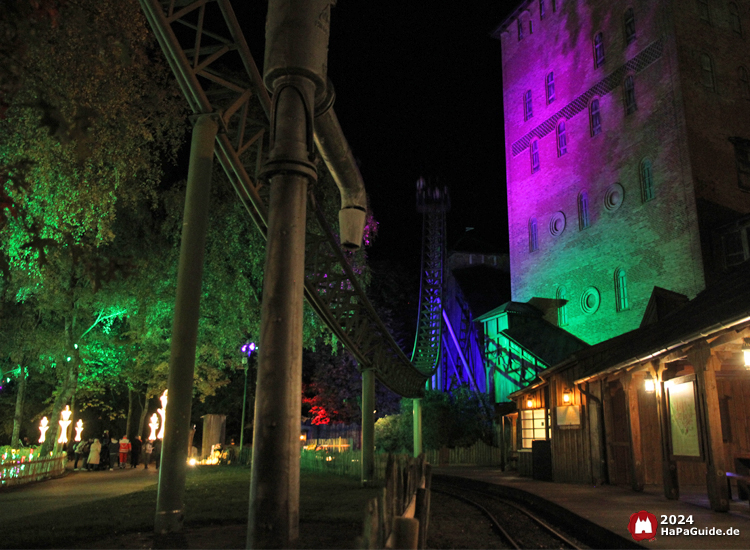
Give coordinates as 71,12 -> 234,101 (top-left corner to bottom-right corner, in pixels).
248,2 -> 332,547
155,114 -> 218,535
413,398 -> 423,457
361,368 -> 376,486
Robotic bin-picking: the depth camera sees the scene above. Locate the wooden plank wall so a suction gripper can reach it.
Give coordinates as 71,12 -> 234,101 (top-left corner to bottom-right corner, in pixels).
636,379 -> 663,486
549,375 -> 592,483
518,451 -> 533,476
717,373 -> 750,486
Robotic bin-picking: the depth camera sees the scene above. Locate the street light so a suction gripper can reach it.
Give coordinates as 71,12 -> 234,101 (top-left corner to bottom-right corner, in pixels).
240,342 -> 256,450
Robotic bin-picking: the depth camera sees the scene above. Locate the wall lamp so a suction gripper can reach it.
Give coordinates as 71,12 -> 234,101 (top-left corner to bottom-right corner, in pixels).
644,374 -> 655,393
526,397 -> 534,408
743,338 -> 750,370
562,389 -> 571,404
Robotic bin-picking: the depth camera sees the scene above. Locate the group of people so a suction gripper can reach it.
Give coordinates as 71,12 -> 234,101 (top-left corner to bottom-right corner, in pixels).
72,431 -> 160,471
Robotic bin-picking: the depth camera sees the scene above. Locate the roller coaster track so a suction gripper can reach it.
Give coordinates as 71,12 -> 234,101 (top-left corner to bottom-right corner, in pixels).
411,178 -> 449,376
139,0 -> 428,397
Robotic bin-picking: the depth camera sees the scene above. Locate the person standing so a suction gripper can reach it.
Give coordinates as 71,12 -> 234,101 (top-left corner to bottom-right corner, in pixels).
109,435 -> 119,470
153,438 -> 162,470
118,435 -> 131,469
143,440 -> 153,469
130,436 -> 142,468
100,431 -> 111,471
87,438 -> 101,471
73,439 -> 86,470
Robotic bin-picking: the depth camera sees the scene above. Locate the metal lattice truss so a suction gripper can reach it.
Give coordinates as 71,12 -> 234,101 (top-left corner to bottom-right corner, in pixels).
482,338 -> 539,389
411,185 -> 447,375
140,0 -> 427,397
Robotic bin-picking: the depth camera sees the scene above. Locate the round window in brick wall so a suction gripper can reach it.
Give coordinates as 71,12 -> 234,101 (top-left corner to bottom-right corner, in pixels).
604,183 -> 624,211
549,212 -> 566,236
580,287 -> 600,314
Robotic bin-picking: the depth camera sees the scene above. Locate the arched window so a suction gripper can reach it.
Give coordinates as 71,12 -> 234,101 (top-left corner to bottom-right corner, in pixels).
624,8 -> 636,44
697,0 -> 710,22
531,140 -> 540,173
524,90 -> 533,120
740,67 -> 750,99
590,98 -> 602,136
518,19 -> 524,41
540,0 -> 546,20
640,158 -> 654,201
578,190 -> 590,229
556,286 -> 568,326
594,33 -> 605,67
557,121 -> 567,156
615,268 -> 629,311
546,72 -> 555,104
701,53 -> 715,90
624,75 -> 637,114
729,2 -> 742,35
529,218 -> 539,252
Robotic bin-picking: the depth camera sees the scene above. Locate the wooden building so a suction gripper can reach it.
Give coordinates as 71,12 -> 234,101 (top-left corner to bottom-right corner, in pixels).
507,263 -> 750,511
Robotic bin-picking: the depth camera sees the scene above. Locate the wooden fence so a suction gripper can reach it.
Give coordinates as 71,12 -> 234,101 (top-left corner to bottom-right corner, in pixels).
358,454 -> 432,549
0,452 -> 67,487
424,440 -> 503,466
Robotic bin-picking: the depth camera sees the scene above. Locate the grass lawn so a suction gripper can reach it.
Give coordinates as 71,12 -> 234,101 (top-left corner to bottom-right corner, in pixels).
0,468 -> 381,549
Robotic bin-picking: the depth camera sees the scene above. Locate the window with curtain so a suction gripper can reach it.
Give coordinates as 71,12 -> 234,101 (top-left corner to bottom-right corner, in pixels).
540,0 -> 545,19
524,90 -> 533,120
594,33 -> 605,67
546,72 -> 555,104
531,140 -> 540,173
701,53 -> 715,90
590,99 -> 601,135
625,75 -> 637,114
529,217 -> 539,252
615,268 -> 629,311
578,190 -> 590,229
640,158 -> 654,201
624,8 -> 636,44
556,286 -> 568,326
518,19 -> 524,40
557,121 -> 567,156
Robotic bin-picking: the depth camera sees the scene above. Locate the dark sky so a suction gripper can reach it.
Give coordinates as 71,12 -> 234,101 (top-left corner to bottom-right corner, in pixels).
237,2 -> 517,270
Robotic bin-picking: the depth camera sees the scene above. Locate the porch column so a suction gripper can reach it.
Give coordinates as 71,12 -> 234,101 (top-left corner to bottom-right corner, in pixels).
361,368 -> 375,485
689,344 -> 729,512
651,360 -> 679,500
623,373 -> 645,491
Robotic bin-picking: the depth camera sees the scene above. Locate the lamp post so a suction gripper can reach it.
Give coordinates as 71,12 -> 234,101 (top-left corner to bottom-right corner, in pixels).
239,342 -> 256,450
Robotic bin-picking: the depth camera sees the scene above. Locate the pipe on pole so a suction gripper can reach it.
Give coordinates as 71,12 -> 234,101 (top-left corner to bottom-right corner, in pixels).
361,368 -> 376,486
154,113 -> 218,536
413,398 -> 423,457
248,2 -> 332,547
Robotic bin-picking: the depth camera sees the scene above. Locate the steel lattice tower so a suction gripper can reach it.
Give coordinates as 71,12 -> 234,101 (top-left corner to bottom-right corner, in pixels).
411,177 -> 450,378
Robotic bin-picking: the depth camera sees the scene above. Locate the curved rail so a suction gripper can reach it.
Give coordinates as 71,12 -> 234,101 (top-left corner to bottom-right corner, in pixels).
411,178 -> 449,376
139,0 -> 428,396
432,483 -> 586,550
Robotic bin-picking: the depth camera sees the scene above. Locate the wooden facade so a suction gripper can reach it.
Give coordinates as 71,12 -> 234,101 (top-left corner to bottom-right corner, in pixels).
505,271 -> 750,512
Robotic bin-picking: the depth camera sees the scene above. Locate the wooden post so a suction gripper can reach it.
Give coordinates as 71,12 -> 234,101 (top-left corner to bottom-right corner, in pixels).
601,380 -> 616,484
624,373 -> 645,491
689,345 -> 730,512
652,360 -> 679,500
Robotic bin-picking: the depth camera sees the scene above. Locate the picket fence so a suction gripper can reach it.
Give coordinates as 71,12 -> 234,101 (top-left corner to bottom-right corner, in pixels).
0,452 -> 67,487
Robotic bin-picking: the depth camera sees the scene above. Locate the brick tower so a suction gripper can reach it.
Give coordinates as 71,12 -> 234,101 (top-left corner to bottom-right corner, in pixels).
495,0 -> 750,344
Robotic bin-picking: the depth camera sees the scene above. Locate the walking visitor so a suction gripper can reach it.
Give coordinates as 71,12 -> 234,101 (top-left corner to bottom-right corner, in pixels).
118,435 -> 130,469
87,438 -> 101,471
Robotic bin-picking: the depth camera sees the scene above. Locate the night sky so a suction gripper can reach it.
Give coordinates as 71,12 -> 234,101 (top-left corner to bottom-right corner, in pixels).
237,1 -> 517,271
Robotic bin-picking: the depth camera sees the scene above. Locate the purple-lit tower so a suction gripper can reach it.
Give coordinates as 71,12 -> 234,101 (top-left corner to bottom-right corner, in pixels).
495,1 -> 750,344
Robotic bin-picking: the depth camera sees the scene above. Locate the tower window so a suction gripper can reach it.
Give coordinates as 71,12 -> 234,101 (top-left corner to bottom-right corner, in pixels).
540,0 -> 546,19
590,99 -> 602,136
729,137 -> 750,192
730,3 -> 742,35
518,19 -> 524,41
701,53 -> 715,90
640,158 -> 654,202
546,72 -> 555,104
529,20 -> 534,34
529,217 -> 539,252
740,67 -> 750,99
556,286 -> 568,326
624,75 -> 637,114
578,190 -> 590,230
594,33 -> 605,68
697,0 -> 710,22
615,268 -> 629,312
531,140 -> 540,173
624,8 -> 636,44
524,90 -> 533,120
553,0 -> 558,12
556,121 -> 567,157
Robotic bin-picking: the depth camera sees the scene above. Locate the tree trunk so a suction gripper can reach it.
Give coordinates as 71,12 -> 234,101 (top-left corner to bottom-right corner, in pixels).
139,393 -> 151,441
126,387 -> 134,438
41,358 -> 79,455
11,366 -> 27,447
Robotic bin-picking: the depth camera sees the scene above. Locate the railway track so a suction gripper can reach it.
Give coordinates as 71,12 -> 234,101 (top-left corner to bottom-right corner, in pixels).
431,480 -> 587,549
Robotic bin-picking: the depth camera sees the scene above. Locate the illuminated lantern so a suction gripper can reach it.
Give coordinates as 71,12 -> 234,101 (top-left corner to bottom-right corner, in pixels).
148,413 -> 159,441
74,419 -> 84,442
157,390 -> 168,439
39,417 -> 49,443
743,338 -> 750,370
58,405 -> 72,444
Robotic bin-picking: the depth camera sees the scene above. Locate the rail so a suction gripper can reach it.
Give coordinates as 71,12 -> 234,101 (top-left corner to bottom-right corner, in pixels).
138,0 -> 428,397
0,452 -> 67,487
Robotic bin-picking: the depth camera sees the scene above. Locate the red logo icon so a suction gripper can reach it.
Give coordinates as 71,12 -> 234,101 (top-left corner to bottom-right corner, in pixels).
627,510 -> 658,541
